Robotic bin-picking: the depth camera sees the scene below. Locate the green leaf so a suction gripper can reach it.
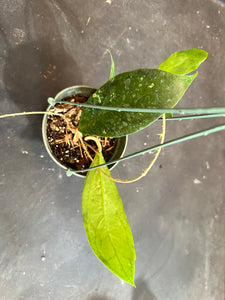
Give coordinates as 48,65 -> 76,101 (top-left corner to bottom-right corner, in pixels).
158,48 -> 208,75
82,154 -> 136,285
107,49 -> 115,79
165,113 -> 173,119
78,69 -> 197,137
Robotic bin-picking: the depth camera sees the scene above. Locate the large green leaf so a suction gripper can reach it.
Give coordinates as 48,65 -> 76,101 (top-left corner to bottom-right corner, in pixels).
78,69 -> 197,137
82,154 -> 136,285
158,48 -> 208,75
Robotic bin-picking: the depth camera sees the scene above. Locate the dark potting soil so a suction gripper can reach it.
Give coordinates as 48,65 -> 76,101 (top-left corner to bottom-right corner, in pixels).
47,95 -> 117,171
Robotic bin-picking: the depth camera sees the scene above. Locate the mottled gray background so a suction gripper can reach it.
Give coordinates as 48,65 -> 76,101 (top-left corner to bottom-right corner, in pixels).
0,0 -> 225,299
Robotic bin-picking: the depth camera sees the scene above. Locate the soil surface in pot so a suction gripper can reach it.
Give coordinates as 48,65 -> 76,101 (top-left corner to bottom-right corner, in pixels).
47,96 -> 117,172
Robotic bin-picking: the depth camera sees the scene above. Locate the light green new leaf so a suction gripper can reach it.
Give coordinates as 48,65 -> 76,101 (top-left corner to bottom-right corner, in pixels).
107,49 -> 115,79
78,69 -> 197,137
158,48 -> 208,75
82,154 -> 136,286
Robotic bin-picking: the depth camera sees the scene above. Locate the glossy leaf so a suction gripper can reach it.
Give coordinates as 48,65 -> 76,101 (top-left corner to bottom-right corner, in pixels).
82,154 -> 136,285
158,48 -> 208,75
78,69 -> 197,137
107,49 -> 115,79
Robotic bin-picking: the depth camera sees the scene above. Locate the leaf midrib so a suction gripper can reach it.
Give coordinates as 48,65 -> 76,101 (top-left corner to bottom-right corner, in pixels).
99,167 -> 129,279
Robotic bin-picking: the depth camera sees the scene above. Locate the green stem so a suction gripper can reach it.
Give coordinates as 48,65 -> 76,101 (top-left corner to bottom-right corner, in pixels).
1,110 -> 224,122
0,111 -> 62,119
160,113 -> 225,121
68,123 -> 225,174
53,99 -> 225,115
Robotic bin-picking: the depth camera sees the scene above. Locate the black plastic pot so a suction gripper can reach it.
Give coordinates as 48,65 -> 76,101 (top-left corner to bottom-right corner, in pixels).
42,85 -> 127,177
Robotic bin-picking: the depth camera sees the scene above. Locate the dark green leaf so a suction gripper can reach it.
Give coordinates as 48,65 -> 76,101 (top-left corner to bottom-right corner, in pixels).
82,154 -> 136,285
165,113 -> 173,119
158,48 -> 208,75
78,69 -> 197,137
107,49 -> 115,79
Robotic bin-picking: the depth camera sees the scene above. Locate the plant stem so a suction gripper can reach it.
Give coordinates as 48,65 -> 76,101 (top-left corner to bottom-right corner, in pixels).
0,111 -> 62,119
160,113 -> 225,121
1,109 -> 224,122
1,110 -> 224,122
69,123 -> 225,173
111,114 -> 166,183
54,99 -> 225,115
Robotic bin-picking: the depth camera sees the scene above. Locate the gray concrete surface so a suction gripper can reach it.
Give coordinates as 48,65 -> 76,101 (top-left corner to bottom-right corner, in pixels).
0,0 -> 225,299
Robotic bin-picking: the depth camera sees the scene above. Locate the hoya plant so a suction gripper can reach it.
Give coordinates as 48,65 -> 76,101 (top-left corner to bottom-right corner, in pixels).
2,48 -> 225,286
48,48 -> 209,285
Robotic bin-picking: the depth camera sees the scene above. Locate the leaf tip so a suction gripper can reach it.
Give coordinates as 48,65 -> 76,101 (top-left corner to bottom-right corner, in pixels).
130,280 -> 136,287
107,49 -> 115,80
121,275 -> 136,287
192,71 -> 198,79
47,97 -> 56,106
195,48 -> 208,58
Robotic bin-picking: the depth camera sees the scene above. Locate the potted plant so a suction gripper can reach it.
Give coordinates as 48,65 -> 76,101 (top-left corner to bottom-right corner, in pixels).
2,48 -> 224,286
42,85 -> 128,177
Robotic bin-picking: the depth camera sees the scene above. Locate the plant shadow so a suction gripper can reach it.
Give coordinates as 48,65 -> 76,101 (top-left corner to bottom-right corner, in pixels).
132,278 -> 157,300
88,295 -> 112,300
2,0 -> 82,141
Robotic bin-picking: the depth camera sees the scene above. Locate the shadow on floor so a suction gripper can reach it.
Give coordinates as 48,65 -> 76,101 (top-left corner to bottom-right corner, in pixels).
88,295 -> 112,300
2,0 -> 82,141
132,278 -> 157,300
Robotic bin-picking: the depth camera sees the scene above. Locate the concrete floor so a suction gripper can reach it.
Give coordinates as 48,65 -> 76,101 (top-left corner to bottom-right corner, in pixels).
0,0 -> 225,299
